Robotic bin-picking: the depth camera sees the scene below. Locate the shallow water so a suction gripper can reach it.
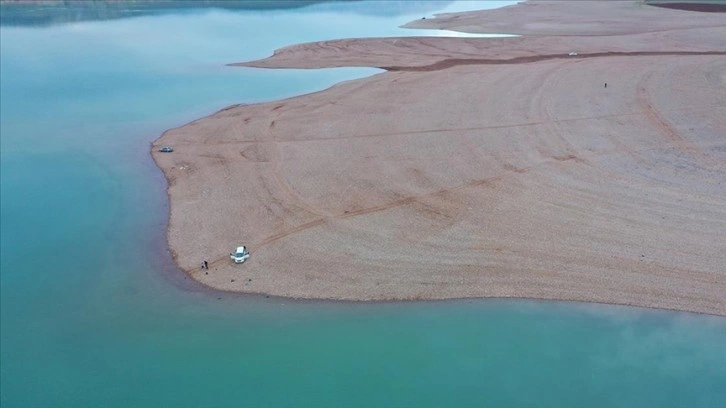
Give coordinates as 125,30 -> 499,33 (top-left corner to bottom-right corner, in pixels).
1,2 -> 725,407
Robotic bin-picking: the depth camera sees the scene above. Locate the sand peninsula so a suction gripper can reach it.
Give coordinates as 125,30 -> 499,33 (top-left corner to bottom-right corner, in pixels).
152,1 -> 726,315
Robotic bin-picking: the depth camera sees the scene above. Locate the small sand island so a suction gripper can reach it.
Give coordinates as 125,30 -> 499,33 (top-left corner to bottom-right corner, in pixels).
153,1 -> 726,315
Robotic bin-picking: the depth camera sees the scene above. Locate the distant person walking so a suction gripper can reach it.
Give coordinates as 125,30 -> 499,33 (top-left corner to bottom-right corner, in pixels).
204,260 -> 209,270
605,83 -> 607,88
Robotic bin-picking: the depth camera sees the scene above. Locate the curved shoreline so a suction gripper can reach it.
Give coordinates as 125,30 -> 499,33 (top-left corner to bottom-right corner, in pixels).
152,1 -> 726,315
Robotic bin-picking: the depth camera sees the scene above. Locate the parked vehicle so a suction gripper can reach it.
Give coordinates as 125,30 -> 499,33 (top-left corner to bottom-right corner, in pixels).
158,146 -> 174,152
230,246 -> 250,263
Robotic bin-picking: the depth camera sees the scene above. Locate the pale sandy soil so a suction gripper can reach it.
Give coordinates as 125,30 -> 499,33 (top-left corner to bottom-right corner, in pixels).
153,1 -> 726,315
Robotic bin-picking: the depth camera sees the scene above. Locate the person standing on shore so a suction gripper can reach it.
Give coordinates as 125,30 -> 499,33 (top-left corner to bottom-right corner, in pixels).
204,260 -> 209,270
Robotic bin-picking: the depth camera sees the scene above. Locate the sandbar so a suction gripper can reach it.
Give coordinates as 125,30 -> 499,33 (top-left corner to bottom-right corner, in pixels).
152,1 -> 726,315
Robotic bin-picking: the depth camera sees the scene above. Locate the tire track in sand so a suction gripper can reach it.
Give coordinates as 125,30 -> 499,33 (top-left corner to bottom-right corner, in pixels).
381,51 -> 726,72
636,70 -> 723,168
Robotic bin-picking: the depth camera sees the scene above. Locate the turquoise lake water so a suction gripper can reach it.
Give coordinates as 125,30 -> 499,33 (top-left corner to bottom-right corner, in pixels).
1,1 -> 725,406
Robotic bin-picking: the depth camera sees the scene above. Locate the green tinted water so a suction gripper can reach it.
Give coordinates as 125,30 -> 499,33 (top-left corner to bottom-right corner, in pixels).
1,2 -> 725,407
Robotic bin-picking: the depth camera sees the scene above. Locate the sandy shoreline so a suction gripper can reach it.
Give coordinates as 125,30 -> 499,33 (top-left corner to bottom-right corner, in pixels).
152,1 -> 726,315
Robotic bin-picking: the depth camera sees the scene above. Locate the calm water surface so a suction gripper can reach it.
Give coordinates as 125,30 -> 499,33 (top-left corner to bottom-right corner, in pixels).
1,2 -> 725,407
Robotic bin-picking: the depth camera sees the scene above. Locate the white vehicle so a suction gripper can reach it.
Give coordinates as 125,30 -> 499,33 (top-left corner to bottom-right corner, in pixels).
230,246 -> 250,263
568,52 -> 578,56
